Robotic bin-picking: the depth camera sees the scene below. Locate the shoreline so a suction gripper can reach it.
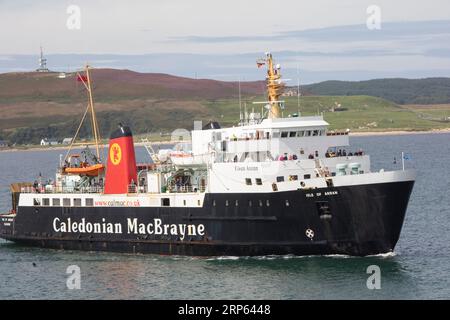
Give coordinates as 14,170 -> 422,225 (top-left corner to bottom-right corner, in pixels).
0,140 -> 174,153
348,128 -> 450,137
1,128 -> 450,153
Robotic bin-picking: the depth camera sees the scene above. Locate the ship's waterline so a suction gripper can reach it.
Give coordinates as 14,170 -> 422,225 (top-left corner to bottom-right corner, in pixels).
52,217 -> 205,240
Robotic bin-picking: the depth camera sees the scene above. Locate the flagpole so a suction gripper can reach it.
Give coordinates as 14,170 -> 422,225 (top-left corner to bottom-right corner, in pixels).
402,152 -> 405,171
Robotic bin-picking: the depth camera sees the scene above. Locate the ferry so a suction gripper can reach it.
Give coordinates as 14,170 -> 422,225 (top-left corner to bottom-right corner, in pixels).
0,54 -> 416,256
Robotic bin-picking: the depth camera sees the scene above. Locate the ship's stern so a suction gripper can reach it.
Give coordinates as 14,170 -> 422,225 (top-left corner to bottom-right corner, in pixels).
0,214 -> 15,240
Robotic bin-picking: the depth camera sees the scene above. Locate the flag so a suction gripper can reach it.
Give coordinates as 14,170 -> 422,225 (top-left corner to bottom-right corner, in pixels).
77,74 -> 88,82
403,154 -> 412,160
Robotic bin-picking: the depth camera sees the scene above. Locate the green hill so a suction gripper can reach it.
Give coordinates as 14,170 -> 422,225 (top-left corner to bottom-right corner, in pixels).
303,78 -> 450,105
0,71 -> 449,146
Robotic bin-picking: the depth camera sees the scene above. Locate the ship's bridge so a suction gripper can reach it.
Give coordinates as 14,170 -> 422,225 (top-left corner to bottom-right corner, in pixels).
191,115 -> 350,163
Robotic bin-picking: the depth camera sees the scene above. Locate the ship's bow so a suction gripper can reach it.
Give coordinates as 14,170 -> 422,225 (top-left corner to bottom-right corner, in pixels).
342,170 -> 416,255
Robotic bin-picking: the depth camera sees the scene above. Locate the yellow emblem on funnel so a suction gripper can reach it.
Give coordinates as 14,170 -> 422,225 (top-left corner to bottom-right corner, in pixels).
110,143 -> 122,165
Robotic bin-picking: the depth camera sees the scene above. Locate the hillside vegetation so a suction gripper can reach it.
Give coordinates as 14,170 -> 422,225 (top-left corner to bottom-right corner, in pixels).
303,78 -> 450,105
0,70 -> 449,145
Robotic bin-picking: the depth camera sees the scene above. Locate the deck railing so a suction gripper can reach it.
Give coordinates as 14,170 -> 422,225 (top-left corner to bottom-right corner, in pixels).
20,185 -> 104,194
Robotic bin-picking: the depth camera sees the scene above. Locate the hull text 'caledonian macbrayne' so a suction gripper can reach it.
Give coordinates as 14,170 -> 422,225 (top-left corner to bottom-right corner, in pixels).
0,55 -> 415,256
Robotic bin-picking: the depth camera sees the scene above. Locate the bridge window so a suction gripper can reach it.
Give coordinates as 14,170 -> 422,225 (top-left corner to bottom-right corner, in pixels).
256,178 -> 262,185
52,198 -> 60,206
42,198 -> 50,206
85,198 -> 94,206
245,178 -> 252,186
305,131 -> 311,137
276,176 -> 284,182
272,132 -> 280,138
304,174 -> 311,180
312,130 -> 319,136
289,131 -> 296,138
73,198 -> 82,207
297,131 -> 304,137
63,198 -> 71,206
281,131 -> 289,138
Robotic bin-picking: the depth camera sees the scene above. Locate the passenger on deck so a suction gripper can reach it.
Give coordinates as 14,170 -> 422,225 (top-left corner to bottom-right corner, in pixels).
33,180 -> 39,193
130,179 -> 137,193
175,177 -> 182,191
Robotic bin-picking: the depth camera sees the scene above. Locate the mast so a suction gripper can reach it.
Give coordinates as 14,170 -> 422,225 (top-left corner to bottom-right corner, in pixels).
64,65 -> 102,163
256,52 -> 285,119
238,77 -> 243,125
297,64 -> 300,115
85,66 -> 101,158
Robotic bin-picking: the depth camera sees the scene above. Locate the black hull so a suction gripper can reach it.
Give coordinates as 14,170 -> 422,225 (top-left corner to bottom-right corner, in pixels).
0,180 -> 414,256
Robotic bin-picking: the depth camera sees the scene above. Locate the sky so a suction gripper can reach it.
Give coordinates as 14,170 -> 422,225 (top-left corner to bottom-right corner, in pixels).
1,0 -> 450,82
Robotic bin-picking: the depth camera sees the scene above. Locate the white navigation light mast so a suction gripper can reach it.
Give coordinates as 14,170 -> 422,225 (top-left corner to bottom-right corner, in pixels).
297,64 -> 301,116
238,77 -> 243,125
36,46 -> 49,72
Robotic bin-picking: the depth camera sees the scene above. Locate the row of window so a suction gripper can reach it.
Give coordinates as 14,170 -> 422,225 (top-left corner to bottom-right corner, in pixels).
245,178 -> 263,186
274,129 -> 325,139
245,174 -> 312,186
34,198 -> 94,207
212,199 -> 293,207
276,175 -> 305,182
33,197 -> 202,208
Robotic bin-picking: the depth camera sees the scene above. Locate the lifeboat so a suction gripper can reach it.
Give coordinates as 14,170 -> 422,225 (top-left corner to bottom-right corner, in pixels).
169,151 -> 211,167
64,163 -> 105,176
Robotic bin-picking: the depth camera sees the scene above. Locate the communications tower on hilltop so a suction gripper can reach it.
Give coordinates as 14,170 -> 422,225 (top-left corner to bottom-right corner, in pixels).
36,46 -> 49,72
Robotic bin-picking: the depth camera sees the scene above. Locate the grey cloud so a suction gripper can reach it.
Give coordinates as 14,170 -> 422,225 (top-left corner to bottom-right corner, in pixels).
171,20 -> 450,43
